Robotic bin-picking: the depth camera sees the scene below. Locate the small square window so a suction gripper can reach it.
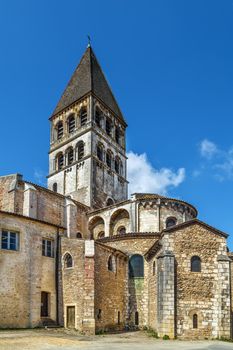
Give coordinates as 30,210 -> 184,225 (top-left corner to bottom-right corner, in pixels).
1,231 -> 19,251
42,239 -> 54,258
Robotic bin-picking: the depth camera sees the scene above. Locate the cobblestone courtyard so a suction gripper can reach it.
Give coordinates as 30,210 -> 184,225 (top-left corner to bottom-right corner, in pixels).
0,330 -> 232,350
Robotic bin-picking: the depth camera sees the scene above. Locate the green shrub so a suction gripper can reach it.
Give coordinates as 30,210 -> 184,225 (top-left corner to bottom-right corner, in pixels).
146,327 -> 159,338
162,334 -> 170,340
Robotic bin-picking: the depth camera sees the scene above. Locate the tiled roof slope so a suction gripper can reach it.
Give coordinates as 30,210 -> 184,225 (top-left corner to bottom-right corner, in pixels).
52,46 -> 125,122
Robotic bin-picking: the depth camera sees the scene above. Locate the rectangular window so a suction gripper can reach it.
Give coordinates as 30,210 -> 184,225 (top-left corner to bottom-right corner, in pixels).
1,231 -> 19,251
42,239 -> 54,258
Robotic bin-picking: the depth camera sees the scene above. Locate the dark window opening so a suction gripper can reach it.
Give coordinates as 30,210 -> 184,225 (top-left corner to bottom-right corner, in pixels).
97,145 -> 103,161
115,126 -> 120,144
57,121 -> 63,140
57,154 -> 64,170
67,148 -> 74,165
76,232 -> 82,239
153,261 -> 156,276
52,183 -> 57,192
118,226 -> 126,235
108,255 -> 114,271
193,314 -> 198,329
115,158 -> 120,174
41,292 -> 49,317
129,254 -> 144,278
64,253 -> 73,268
191,256 -> 201,272
106,118 -> 112,136
118,311 -> 120,325
166,217 -> 177,228
1,231 -> 19,251
135,311 -> 139,326
77,141 -> 84,160
42,239 -> 54,258
106,198 -> 114,206
95,108 -> 102,128
106,151 -> 112,168
80,108 -> 87,126
97,309 -> 102,320
68,115 -> 75,133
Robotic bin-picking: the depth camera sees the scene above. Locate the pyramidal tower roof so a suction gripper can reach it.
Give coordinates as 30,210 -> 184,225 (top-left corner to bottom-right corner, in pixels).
52,46 -> 125,122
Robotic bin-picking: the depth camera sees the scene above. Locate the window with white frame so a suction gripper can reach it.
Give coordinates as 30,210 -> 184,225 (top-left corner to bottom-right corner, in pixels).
42,239 -> 54,258
1,230 -> 19,251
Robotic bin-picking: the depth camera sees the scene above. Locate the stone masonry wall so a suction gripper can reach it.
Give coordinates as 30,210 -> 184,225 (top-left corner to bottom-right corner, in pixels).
60,238 -> 85,331
94,243 -> 127,331
0,212 -> 59,328
102,236 -> 159,327
0,175 -> 20,212
163,223 -> 230,339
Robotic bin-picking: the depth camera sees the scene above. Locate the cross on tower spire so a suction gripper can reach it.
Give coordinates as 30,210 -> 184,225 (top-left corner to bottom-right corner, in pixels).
87,35 -> 91,48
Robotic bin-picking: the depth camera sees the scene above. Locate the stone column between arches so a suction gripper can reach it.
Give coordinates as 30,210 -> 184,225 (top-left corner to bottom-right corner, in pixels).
216,255 -> 231,338
157,250 -> 175,338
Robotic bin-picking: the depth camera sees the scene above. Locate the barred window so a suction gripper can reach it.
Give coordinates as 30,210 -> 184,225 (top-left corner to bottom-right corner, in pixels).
42,239 -> 54,258
57,121 -> 63,140
68,114 -> 75,133
77,141 -> 84,160
1,231 -> 19,251
67,147 -> 74,165
80,107 -> 87,126
57,153 -> 64,170
95,108 -> 102,128
129,254 -> 144,278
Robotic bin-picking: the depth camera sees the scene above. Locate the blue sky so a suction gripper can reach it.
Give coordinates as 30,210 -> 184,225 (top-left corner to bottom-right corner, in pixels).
0,0 -> 233,249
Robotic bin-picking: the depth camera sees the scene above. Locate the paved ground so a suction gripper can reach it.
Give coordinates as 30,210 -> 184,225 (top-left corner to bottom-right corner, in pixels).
0,329 -> 232,350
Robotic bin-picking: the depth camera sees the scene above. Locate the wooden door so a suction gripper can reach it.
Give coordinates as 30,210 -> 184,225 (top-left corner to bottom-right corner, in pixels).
41,292 -> 49,317
67,306 -> 75,328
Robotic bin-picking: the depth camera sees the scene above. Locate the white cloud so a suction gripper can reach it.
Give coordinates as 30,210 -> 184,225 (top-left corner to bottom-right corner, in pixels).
200,139 -> 218,159
127,151 -> 185,196
198,140 -> 233,181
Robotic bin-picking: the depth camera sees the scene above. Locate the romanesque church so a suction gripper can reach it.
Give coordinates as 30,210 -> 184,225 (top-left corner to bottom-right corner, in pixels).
0,45 -> 232,339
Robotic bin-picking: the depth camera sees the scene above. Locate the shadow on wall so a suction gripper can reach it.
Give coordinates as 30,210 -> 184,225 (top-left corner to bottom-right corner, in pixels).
128,254 -> 144,328
110,209 -> 130,236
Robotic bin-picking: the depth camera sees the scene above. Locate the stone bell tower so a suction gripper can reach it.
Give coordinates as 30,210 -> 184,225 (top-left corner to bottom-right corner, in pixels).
47,45 -> 128,209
